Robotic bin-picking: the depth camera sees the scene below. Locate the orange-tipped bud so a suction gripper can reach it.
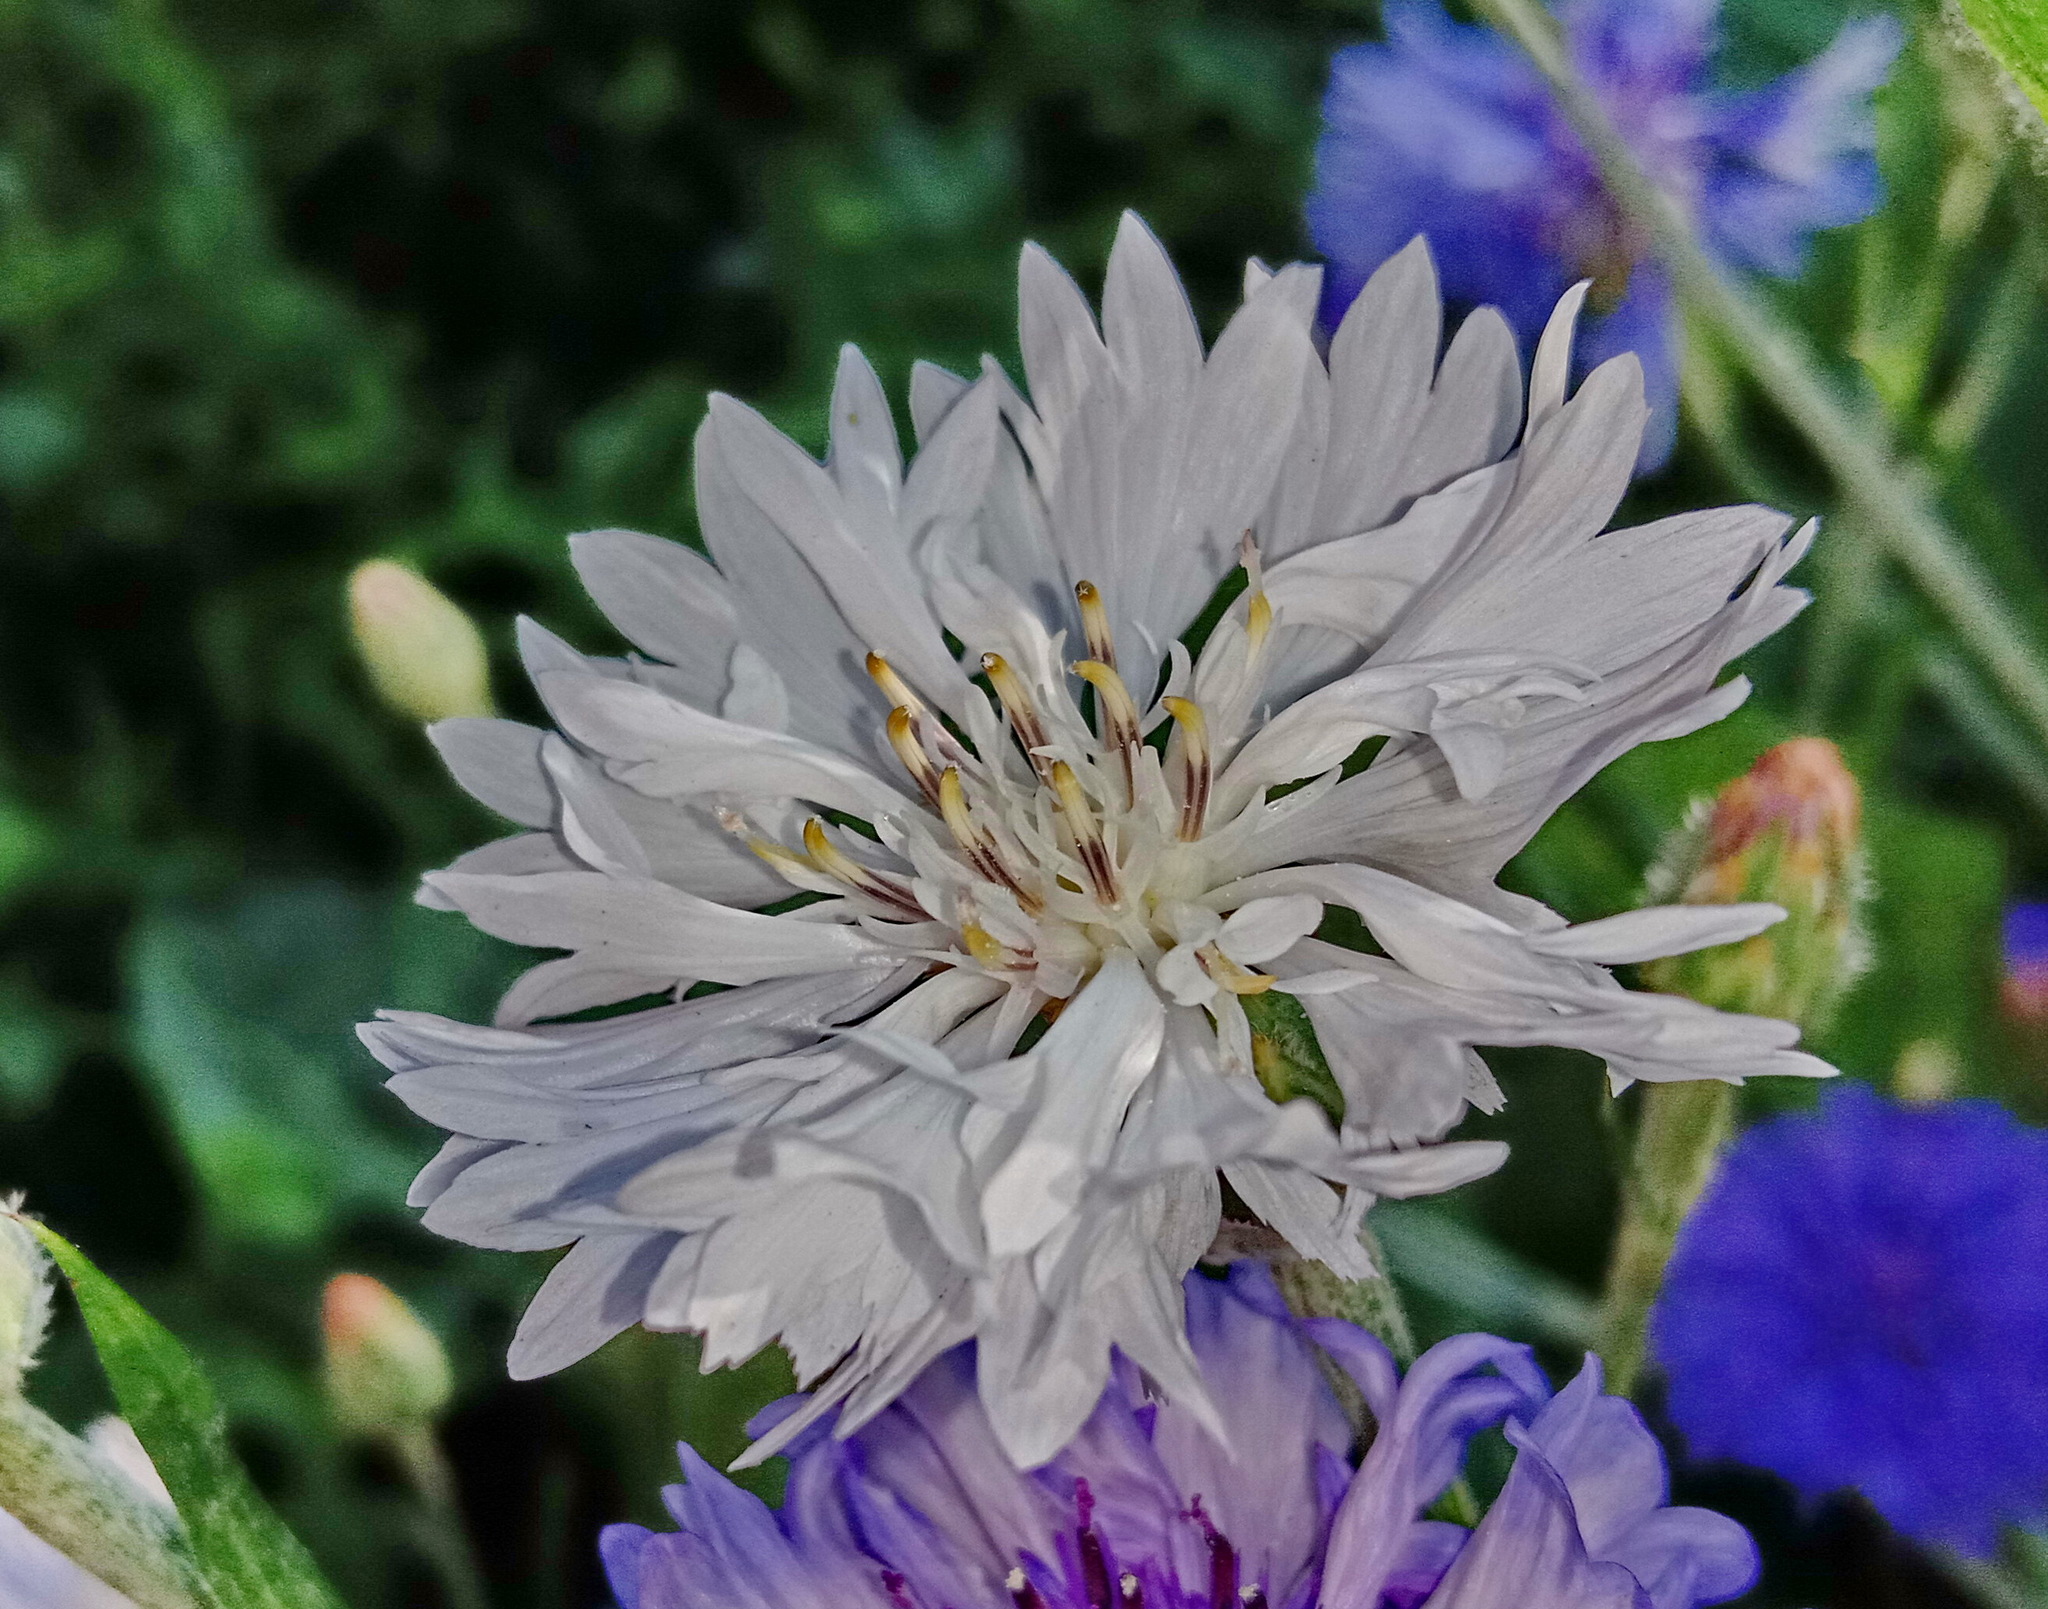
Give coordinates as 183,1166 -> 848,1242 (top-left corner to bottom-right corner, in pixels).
347,561 -> 494,724
321,1274 -> 452,1438
1644,738 -> 1866,1031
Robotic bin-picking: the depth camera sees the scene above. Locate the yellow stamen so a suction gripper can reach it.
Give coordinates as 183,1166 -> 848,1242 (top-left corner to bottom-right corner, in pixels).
1050,759 -> 1120,905
1201,943 -> 1276,996
980,651 -> 1053,774
937,766 -> 987,856
961,922 -> 1016,970
865,651 -> 925,716
802,817 -> 923,917
800,817 -> 865,884
1071,659 -> 1141,752
886,706 -> 943,806
937,770 -> 1044,914
1163,696 -> 1212,842
1246,589 -> 1274,656
1075,580 -> 1116,668
1239,532 -> 1273,655
718,807 -> 826,887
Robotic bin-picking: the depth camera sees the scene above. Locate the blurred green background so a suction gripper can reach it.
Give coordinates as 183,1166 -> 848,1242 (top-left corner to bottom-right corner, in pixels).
0,0 -> 2041,1603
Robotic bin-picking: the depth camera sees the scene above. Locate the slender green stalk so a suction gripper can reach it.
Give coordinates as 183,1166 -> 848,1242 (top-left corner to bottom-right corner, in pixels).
1268,1220 -> 1484,1527
1474,0 -> 2048,761
0,1395 -> 205,1609
1597,1081 -> 1738,1397
387,1424 -> 490,1609
1273,1217 -> 1417,1367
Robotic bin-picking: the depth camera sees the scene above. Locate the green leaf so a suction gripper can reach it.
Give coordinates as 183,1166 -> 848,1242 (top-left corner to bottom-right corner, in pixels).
1954,0 -> 2048,131
24,1220 -> 346,1609
122,882 -> 519,1247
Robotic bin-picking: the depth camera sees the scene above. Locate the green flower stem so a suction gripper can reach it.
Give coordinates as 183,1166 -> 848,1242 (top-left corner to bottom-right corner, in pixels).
1474,0 -> 2048,764
387,1423 -> 491,1609
0,1394 -> 205,1609
1597,1081 -> 1738,1398
1272,1217 -> 1417,1368
1267,1221 -> 1484,1527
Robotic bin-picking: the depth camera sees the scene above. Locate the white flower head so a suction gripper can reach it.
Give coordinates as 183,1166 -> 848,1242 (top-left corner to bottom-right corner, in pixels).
363,216 -> 1830,1469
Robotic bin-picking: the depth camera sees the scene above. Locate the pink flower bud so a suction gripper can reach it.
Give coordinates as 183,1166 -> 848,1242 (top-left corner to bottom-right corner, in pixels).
1644,739 -> 1866,1030
321,1274 -> 452,1437
347,561 -> 493,724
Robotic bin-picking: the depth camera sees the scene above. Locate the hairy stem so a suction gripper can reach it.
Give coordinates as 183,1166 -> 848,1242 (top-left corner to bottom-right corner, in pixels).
1598,1081 -> 1738,1397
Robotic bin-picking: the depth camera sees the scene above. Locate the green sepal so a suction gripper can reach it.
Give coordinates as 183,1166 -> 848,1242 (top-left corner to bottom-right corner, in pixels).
25,1220 -> 347,1609
1242,989 -> 1346,1125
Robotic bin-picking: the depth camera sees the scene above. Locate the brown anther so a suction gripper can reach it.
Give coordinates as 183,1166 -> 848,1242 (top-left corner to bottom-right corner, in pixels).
1076,580 -> 1117,669
886,706 -> 944,807
1072,658 -> 1141,751
1162,697 -> 1212,842
1050,760 -> 1120,906
981,652 -> 1054,776
938,767 -> 1043,914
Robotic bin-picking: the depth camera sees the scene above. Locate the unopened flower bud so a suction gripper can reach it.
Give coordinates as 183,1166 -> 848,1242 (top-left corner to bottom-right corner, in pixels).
321,1274 -> 452,1438
0,1204 -> 51,1396
347,560 -> 494,724
1643,738 -> 1866,1031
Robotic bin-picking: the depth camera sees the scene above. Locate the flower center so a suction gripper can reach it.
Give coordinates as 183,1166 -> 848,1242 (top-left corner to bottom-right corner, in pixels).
993,1482 -> 1270,1609
721,555 -> 1283,1015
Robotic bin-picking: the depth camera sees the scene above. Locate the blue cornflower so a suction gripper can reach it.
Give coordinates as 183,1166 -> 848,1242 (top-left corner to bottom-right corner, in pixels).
603,1262 -> 1756,1609
1654,1083 -> 2048,1556
1308,0 -> 1899,467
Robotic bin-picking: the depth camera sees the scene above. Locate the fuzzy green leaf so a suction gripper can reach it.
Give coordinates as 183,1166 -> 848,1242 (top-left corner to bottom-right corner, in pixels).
1956,0 -> 2048,118
25,1220 -> 346,1609
1951,0 -> 2048,169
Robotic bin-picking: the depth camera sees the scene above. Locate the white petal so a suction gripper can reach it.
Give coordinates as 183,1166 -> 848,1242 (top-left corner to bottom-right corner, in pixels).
535,670 -> 907,818
1527,279 -> 1591,438
425,869 -> 895,987
908,359 -> 971,444
1155,942 -> 1218,1008
567,529 -> 738,704
1215,894 -> 1325,966
978,954 -> 1167,1259
1525,903 -> 1786,965
1310,236 -> 1441,539
709,393 -> 962,710
428,718 -> 552,826
1103,210 -> 1203,400
825,343 -> 903,529
1223,1159 -> 1374,1278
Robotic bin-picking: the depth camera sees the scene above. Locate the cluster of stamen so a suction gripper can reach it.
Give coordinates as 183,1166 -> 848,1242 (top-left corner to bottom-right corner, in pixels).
988,1482 -> 1269,1609
722,556 -> 1278,1008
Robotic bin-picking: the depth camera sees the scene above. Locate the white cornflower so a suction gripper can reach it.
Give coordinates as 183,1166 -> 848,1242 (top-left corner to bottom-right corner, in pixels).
362,216 -> 1828,1468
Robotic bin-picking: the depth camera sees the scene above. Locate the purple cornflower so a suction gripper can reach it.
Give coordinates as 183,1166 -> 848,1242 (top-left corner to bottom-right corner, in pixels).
1308,0 -> 1899,467
1654,1083 -> 2048,1556
603,1263 -> 1755,1609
